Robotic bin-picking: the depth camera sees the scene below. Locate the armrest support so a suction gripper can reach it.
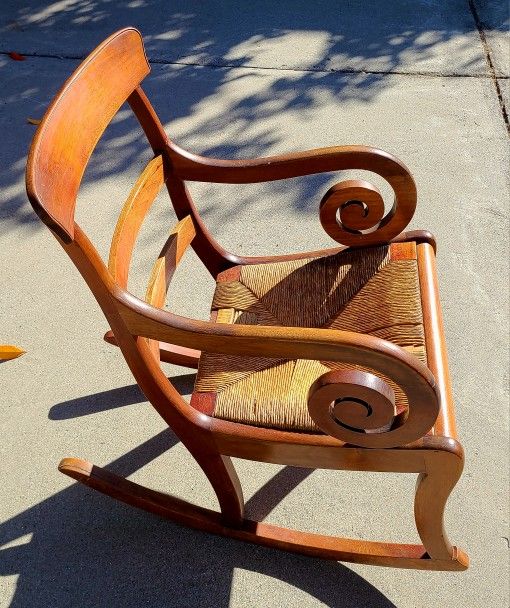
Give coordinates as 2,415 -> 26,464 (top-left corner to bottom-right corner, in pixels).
145,214 -> 196,308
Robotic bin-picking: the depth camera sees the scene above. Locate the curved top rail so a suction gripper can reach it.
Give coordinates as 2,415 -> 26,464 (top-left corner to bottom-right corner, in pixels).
26,28 -> 150,243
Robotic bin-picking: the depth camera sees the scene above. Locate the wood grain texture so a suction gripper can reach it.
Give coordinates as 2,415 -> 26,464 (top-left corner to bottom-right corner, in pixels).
25,27 -> 466,569
108,155 -> 165,288
164,141 -> 417,271
417,243 -> 457,438
58,444 -> 468,570
166,140 -> 417,187
26,28 -> 150,242
145,215 -> 196,360
308,369 -> 398,444
319,178 -> 410,247
127,86 -> 168,153
145,215 -> 196,308
104,330 -> 200,368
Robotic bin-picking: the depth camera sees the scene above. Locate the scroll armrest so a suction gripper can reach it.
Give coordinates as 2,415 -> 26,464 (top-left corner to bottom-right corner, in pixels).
116,292 -> 439,447
168,142 -> 417,247
308,368 -> 435,448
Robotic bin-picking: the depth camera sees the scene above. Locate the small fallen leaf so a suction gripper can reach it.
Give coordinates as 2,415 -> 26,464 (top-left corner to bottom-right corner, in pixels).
0,345 -> 26,361
8,51 -> 26,61
27,117 -> 41,125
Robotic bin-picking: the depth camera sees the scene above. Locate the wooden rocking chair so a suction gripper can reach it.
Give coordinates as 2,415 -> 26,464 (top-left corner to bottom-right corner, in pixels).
26,28 -> 468,571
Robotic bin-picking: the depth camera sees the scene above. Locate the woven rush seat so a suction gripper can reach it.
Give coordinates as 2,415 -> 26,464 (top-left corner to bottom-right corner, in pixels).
191,240 -> 427,432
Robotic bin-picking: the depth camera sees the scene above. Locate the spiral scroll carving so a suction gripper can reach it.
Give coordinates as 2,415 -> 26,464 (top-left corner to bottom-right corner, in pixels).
308,369 -> 438,448
319,177 -> 415,247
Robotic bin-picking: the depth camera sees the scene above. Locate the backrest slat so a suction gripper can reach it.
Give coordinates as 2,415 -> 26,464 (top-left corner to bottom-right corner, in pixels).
145,215 -> 196,307
108,154 -> 165,288
144,215 -> 196,361
26,28 -> 150,243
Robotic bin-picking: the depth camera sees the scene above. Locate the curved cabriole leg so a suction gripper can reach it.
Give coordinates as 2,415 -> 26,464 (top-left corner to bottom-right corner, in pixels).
414,443 -> 468,567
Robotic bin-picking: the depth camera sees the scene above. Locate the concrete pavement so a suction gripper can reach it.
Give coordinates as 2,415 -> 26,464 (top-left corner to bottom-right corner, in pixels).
1,2 -> 508,607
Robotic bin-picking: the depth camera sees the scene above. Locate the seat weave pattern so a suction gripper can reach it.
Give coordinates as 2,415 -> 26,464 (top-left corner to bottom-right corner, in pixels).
191,241 -> 427,432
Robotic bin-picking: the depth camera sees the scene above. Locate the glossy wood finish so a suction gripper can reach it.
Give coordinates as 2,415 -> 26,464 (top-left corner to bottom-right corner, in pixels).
319,178 -> 415,247
166,139 -> 417,189
144,215 -> 196,360
109,155 -> 165,288
26,28 -> 150,242
104,330 -> 200,368
26,28 -> 467,571
127,87 -> 168,153
308,369 -> 398,443
417,243 -> 457,438
145,215 -> 196,308
59,454 -> 467,570
164,140 -> 417,257
165,172 -> 241,276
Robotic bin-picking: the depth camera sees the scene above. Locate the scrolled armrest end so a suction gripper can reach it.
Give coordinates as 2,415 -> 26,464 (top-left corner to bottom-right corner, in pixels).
308,367 -> 437,448
319,151 -> 417,247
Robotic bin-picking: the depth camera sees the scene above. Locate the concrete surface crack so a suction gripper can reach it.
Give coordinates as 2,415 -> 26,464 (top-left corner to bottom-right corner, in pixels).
0,49 -> 505,80
468,0 -> 510,135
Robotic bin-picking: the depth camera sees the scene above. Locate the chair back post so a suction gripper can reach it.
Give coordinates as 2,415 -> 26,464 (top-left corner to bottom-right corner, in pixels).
57,227 -> 244,524
126,81 -> 242,277
25,28 -> 214,435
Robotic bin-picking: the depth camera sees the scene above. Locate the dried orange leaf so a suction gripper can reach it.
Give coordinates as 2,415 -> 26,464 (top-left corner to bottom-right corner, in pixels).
0,345 -> 26,361
8,51 -> 26,61
27,118 -> 41,125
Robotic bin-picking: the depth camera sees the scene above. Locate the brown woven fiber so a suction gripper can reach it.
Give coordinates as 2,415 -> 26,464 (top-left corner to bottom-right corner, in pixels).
191,242 -> 427,432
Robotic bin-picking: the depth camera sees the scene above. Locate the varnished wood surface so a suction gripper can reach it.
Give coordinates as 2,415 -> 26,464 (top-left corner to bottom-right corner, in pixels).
25,27 -> 466,570
59,456 -> 468,571
109,155 -> 165,288
115,289 -> 441,449
145,215 -> 196,308
417,243 -> 457,438
127,86 -> 168,153
166,140 -> 416,187
319,178 -> 416,247
104,330 -> 200,368
308,369 -> 398,445
144,215 -> 196,361
224,229 -> 437,269
26,28 -> 149,242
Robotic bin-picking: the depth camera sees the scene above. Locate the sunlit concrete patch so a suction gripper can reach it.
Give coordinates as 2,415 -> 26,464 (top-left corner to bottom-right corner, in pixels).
0,533 -> 34,550
497,77 -> 509,111
0,575 -> 19,608
1,0 -> 488,75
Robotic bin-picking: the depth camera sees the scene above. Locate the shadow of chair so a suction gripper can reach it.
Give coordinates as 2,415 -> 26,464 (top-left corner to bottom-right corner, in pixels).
2,378 -> 396,608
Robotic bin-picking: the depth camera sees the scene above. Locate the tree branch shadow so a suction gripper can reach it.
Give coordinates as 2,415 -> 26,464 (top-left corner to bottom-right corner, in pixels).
0,0 -> 496,237
0,425 -> 396,608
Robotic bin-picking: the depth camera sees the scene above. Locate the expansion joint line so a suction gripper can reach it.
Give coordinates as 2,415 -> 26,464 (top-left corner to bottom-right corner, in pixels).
468,0 -> 510,135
